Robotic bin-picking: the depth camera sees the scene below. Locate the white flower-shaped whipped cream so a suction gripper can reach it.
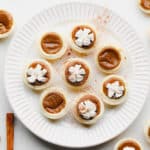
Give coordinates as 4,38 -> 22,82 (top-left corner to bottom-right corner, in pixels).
106,81 -> 124,98
75,28 -> 94,47
27,64 -> 48,84
68,64 -> 86,83
123,147 -> 135,150
78,100 -> 97,120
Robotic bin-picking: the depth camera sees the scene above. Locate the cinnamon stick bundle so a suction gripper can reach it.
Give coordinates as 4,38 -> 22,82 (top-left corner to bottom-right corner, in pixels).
6,113 -> 14,150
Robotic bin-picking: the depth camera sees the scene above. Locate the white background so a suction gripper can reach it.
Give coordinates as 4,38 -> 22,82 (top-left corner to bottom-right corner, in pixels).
0,0 -> 150,149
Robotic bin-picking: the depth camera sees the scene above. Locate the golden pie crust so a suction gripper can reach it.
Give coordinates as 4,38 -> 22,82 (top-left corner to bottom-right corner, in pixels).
138,0 -> 150,14
40,87 -> 69,119
72,93 -> 104,125
0,10 -> 14,38
96,45 -> 123,74
39,32 -> 67,60
101,75 -> 127,106
23,59 -> 53,91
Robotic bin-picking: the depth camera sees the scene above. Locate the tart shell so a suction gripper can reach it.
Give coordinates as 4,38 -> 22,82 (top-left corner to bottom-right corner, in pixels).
72,93 -> 104,125
138,0 -> 150,14
23,59 -> 53,91
144,120 -> 150,143
63,58 -> 91,90
40,87 -> 69,119
39,32 -> 67,61
96,45 -> 123,74
0,10 -> 15,39
69,24 -> 98,55
101,75 -> 127,106
114,138 -> 143,150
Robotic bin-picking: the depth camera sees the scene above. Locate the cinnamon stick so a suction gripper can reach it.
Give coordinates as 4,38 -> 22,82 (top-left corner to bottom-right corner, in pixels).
6,113 -> 14,150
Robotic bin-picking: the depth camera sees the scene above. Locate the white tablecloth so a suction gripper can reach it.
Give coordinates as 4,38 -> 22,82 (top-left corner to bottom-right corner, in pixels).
1,0 -> 150,149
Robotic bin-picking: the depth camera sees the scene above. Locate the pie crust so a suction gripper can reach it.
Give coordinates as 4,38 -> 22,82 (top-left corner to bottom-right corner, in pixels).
40,87 -> 69,119
70,24 -> 97,55
96,45 -> 123,74
114,138 -> 143,150
23,59 -> 53,91
144,120 -> 150,143
101,75 -> 127,106
63,58 -> 91,90
39,32 -> 67,60
72,93 -> 104,125
138,0 -> 150,14
0,10 -> 15,38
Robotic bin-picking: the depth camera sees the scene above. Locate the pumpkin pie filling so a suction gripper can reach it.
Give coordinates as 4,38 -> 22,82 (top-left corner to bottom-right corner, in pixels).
72,25 -> 96,49
42,92 -> 66,114
0,10 -> 13,34
140,0 -> 150,10
65,61 -> 89,86
41,32 -> 63,54
26,62 -> 50,86
77,95 -> 101,120
103,77 -> 125,99
117,140 -> 141,150
98,48 -> 121,70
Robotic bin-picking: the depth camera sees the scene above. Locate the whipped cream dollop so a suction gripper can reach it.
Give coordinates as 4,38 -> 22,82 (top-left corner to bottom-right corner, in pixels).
123,147 -> 135,150
68,64 -> 86,83
27,64 -> 48,84
78,100 -> 97,120
75,28 -> 94,47
106,81 -> 124,98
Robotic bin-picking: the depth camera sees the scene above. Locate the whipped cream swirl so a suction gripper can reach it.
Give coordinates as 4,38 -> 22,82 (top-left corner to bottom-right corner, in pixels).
78,100 -> 97,120
68,64 -> 86,83
27,64 -> 48,84
123,147 -> 135,150
106,81 -> 124,98
75,28 -> 94,47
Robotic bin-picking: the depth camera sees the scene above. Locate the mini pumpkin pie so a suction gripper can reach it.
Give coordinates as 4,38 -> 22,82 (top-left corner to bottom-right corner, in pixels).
70,24 -> 97,55
0,10 -> 14,38
40,87 -> 68,119
96,45 -> 123,74
72,93 -> 104,125
138,0 -> 150,14
101,75 -> 127,106
63,58 -> 90,89
24,59 -> 52,91
39,32 -> 67,60
114,138 -> 143,150
144,120 -> 150,143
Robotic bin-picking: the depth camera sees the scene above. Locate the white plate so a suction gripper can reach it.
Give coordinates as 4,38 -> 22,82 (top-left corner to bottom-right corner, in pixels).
4,2 -> 150,148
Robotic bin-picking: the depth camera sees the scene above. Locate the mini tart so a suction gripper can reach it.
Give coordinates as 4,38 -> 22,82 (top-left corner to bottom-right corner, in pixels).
114,138 -> 143,150
96,45 -> 123,74
72,93 -> 104,125
63,58 -> 91,89
144,120 -> 150,143
40,87 -> 68,119
24,59 -> 52,91
101,75 -> 127,106
39,32 -> 67,60
70,24 -> 97,55
0,10 -> 14,38
138,0 -> 150,14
